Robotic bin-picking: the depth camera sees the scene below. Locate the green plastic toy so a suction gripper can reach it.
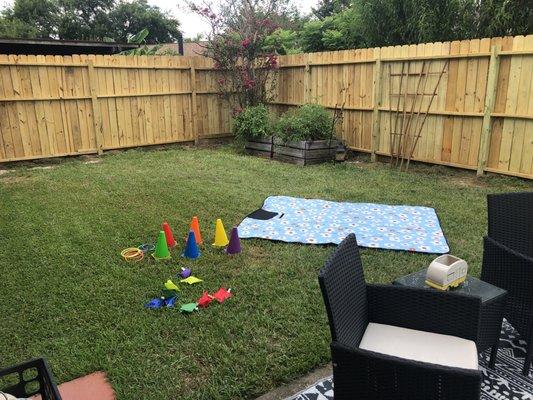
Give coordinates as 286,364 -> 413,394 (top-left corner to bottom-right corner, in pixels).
180,303 -> 198,313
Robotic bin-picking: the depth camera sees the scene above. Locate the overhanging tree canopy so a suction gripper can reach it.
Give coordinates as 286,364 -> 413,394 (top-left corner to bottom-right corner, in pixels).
0,0 -> 181,43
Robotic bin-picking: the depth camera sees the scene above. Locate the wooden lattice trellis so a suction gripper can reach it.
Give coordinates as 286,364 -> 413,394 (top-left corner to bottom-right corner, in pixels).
388,60 -> 449,170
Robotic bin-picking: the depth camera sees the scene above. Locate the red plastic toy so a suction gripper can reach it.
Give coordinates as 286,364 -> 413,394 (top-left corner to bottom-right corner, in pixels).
197,291 -> 213,308
212,287 -> 232,303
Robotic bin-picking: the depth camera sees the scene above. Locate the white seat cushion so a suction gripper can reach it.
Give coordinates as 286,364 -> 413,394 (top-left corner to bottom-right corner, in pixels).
359,323 -> 478,370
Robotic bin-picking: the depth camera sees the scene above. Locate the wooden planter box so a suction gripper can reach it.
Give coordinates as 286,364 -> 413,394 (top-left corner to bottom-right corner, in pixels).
273,138 -> 339,165
244,136 -> 274,159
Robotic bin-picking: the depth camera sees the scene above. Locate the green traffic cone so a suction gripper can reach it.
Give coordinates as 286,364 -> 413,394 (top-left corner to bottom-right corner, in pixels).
152,230 -> 171,260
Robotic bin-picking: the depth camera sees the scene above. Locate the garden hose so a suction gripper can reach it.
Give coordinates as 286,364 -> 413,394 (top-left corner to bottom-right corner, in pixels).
138,243 -> 155,253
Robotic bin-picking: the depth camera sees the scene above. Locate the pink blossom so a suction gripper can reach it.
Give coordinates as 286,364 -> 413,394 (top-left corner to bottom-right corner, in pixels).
232,107 -> 243,117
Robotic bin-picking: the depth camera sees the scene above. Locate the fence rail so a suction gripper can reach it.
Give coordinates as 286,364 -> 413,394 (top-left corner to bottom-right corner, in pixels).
0,54 -> 229,162
272,34 -> 533,179
0,34 -> 532,180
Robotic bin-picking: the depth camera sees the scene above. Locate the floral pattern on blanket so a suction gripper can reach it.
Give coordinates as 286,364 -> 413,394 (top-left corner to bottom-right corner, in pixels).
238,196 -> 449,254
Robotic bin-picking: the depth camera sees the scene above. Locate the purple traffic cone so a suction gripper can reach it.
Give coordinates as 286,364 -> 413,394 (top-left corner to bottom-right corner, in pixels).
226,226 -> 241,255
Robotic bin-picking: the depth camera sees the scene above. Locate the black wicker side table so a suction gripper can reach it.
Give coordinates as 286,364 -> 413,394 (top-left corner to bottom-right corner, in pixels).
394,269 -> 507,368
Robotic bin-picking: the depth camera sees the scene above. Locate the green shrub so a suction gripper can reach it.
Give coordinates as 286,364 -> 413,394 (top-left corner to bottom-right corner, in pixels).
276,104 -> 334,142
232,105 -> 273,142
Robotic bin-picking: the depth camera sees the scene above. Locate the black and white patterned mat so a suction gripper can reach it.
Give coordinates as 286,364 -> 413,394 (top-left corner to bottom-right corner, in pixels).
287,320 -> 532,400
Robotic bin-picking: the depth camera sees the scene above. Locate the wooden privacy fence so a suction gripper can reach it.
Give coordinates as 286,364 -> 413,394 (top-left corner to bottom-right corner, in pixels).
0,54 -> 230,162
272,35 -> 533,179
0,35 -> 532,180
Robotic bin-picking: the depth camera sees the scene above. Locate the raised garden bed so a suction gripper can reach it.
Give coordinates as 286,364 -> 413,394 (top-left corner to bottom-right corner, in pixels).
244,136 -> 274,159
273,138 -> 339,166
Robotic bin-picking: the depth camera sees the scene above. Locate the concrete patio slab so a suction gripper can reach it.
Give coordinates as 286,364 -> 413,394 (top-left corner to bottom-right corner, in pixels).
32,371 -> 115,400
255,364 -> 332,400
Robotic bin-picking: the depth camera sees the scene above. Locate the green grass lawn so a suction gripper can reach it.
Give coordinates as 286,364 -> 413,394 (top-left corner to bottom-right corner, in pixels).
0,146 -> 531,399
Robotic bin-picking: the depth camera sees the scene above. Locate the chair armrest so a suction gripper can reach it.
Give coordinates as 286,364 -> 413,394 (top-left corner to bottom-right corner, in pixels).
0,358 -> 62,400
482,236 -> 533,340
367,284 -> 481,342
331,341 -> 481,400
482,236 -> 533,292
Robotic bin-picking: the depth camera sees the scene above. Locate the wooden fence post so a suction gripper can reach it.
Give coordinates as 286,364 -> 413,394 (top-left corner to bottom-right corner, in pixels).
87,60 -> 104,155
189,58 -> 199,145
303,54 -> 312,103
371,50 -> 383,162
477,45 -> 501,176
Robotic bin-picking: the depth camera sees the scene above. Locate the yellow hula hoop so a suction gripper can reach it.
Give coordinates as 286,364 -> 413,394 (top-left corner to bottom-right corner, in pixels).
121,247 -> 144,262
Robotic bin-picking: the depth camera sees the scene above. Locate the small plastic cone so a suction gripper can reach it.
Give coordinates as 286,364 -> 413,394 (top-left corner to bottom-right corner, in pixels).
152,231 -> 171,260
182,230 -> 201,260
162,221 -> 177,248
226,226 -> 241,255
188,216 -> 203,245
213,218 -> 229,247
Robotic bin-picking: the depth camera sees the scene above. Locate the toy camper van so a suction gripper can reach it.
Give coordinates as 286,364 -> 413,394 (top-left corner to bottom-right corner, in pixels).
425,255 -> 468,291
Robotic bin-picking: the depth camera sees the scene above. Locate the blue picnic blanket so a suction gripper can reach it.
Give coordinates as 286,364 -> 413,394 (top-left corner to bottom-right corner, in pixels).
238,196 -> 449,254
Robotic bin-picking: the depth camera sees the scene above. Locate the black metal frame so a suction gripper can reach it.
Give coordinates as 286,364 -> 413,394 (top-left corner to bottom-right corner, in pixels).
0,358 -> 61,400
319,234 -> 482,400
481,191 -> 533,375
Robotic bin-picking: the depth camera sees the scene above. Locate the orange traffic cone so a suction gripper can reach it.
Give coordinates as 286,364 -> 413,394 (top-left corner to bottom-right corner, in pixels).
188,216 -> 203,245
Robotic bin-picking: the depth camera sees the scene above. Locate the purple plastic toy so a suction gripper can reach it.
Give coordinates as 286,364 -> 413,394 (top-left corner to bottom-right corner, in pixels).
179,267 -> 192,279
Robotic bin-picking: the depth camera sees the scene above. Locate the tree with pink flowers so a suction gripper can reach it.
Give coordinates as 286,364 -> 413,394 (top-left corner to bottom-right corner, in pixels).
189,0 -> 288,110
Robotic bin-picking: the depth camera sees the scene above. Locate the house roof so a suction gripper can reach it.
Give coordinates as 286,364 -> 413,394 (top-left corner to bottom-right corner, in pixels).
183,41 -> 207,57
0,37 -> 140,55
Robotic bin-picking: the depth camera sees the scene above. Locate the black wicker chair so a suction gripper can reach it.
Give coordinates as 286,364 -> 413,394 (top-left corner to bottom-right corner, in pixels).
319,234 -> 482,400
0,358 -> 61,400
481,192 -> 533,375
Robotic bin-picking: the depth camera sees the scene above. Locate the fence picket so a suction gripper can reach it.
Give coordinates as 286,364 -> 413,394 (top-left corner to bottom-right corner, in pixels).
0,35 -> 531,179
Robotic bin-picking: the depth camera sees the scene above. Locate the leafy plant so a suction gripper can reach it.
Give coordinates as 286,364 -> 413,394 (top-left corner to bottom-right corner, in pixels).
232,104 -> 274,143
189,0 -> 281,110
276,104 -> 334,142
264,28 -> 302,55
120,27 -> 179,56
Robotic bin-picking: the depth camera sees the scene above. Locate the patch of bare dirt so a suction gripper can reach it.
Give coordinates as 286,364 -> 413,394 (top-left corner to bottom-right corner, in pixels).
0,175 -> 33,184
449,176 -> 490,189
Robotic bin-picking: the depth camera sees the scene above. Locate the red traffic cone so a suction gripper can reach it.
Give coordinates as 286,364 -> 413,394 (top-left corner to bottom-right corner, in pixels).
162,221 -> 177,248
